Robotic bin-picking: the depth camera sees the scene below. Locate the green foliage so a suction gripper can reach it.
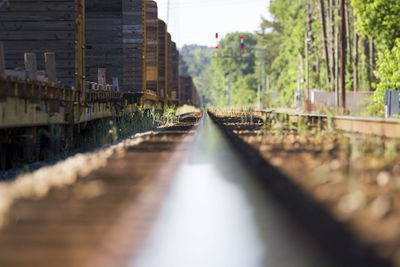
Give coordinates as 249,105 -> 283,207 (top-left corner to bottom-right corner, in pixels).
352,0 -> 400,50
181,32 -> 259,107
76,109 -> 175,150
179,45 -> 212,76
180,45 -> 213,104
214,32 -> 257,76
163,108 -> 177,124
181,0 -> 400,111
206,60 -> 227,106
265,0 -> 307,106
208,32 -> 258,106
369,39 -> 400,116
231,74 -> 258,106
256,17 -> 282,73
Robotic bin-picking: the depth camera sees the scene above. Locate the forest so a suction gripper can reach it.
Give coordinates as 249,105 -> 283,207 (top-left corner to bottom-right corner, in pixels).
180,0 -> 400,115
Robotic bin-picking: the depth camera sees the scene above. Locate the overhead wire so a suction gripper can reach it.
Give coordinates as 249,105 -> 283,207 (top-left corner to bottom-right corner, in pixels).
157,0 -> 269,46
158,0 -> 267,8
166,0 -> 170,24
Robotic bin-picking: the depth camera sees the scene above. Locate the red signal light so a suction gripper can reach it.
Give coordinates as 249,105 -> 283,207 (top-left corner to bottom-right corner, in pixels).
241,36 -> 244,39
216,46 -> 219,49
241,46 -> 244,50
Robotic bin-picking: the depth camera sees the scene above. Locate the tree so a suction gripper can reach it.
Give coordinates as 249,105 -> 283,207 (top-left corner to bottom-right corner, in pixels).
328,0 -> 336,91
318,0 -> 330,86
209,32 -> 258,106
179,45 -> 213,104
213,32 -> 257,76
339,0 -> 347,108
353,14 -> 359,91
369,39 -> 400,116
267,0 -> 307,105
352,0 -> 400,50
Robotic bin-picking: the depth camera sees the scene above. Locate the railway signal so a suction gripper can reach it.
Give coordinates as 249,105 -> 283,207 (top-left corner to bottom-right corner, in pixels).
216,32 -> 219,49
240,35 -> 244,50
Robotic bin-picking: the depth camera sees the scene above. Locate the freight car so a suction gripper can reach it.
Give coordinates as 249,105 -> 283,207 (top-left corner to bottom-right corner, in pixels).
0,0 -> 184,104
179,75 -> 200,107
0,0 -> 200,170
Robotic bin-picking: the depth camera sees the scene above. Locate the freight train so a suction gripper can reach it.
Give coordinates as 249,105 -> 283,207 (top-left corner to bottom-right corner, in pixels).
0,0 -> 201,170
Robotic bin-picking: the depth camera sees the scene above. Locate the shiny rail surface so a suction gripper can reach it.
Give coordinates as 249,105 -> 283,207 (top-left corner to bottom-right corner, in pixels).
132,113 -> 333,267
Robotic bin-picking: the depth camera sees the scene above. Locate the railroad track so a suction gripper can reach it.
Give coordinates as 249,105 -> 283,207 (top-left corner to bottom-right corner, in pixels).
261,108 -> 400,138
208,109 -> 399,267
0,109 -> 397,267
0,112 -> 202,267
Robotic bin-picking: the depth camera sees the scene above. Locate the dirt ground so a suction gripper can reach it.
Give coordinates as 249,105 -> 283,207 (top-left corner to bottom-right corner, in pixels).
209,109 -> 400,267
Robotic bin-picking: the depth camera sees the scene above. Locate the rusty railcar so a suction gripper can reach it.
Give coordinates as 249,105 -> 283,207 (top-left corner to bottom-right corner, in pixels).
157,19 -> 167,98
179,75 -> 200,107
144,0 -> 158,95
0,0 -> 200,170
0,0 -> 79,86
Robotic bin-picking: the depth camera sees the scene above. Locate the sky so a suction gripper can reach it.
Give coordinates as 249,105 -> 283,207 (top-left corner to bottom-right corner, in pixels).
156,0 -> 271,48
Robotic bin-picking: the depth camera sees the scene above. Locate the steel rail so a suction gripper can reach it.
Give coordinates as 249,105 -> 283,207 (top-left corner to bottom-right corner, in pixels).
261,109 -> 400,138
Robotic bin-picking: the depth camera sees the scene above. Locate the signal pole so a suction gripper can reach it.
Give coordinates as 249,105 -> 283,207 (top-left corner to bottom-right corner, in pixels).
257,51 -> 261,109
213,35 -> 267,108
225,73 -> 230,106
262,47 -> 266,109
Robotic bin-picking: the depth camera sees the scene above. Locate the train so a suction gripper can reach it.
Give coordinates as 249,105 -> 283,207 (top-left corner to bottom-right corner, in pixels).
0,0 -> 201,170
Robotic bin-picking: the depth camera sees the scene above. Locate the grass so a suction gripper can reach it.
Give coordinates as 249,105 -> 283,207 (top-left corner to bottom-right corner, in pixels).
209,106 -> 400,258
209,106 -> 400,170
176,105 -> 201,116
1,107 -> 181,179
76,108 -> 178,150
38,107 -> 178,162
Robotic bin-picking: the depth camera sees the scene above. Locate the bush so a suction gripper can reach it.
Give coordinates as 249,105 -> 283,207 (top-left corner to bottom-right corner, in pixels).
369,39 -> 400,116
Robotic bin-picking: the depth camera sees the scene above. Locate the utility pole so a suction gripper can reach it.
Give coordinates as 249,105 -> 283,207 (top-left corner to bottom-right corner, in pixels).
262,48 -> 266,109
213,43 -> 267,108
225,73 -> 230,106
297,54 -> 301,94
339,0 -> 346,109
257,51 -> 261,109
266,75 -> 270,106
305,32 -> 309,101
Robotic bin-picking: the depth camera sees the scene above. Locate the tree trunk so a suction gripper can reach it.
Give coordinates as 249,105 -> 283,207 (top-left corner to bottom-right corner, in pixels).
344,1 -> 352,58
369,36 -> 375,86
305,32 -> 309,98
339,0 -> 346,108
318,0 -> 330,86
353,15 -> 358,92
363,37 -> 370,89
316,49 -> 321,88
335,0 -> 340,105
328,0 -> 336,91
305,0 -> 313,94
345,0 -> 352,77
306,0 -> 314,44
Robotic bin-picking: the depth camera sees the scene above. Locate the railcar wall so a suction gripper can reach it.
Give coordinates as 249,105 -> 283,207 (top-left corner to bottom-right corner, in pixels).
158,20 -> 166,98
0,0 -> 76,86
145,0 -> 158,94
86,0 -> 123,88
